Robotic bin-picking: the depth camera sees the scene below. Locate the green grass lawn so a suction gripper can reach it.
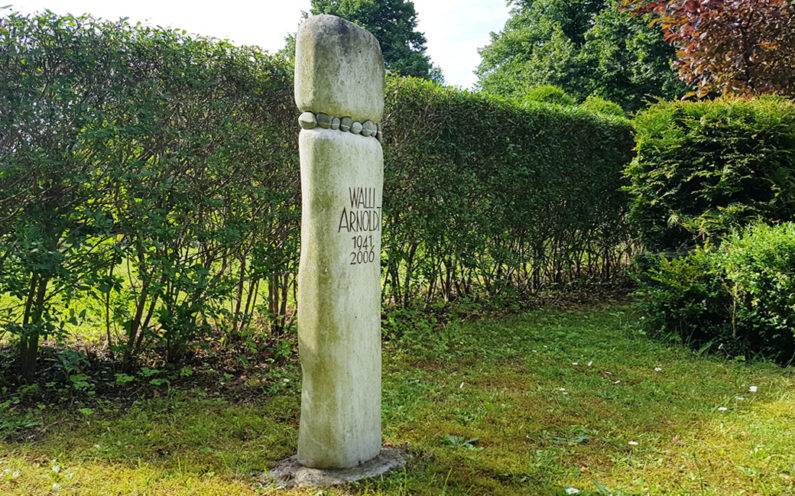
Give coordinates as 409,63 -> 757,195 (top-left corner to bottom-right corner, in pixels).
1,303 -> 793,495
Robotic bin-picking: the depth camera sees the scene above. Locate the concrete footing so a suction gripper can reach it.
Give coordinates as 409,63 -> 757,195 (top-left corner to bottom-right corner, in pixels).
265,448 -> 407,488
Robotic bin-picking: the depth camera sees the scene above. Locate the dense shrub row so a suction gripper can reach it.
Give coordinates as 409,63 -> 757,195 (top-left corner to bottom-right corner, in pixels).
626,97 -> 795,253
0,12 -> 298,377
635,223 -> 795,364
4,11 -> 790,375
0,11 -> 636,377
382,78 -> 635,306
628,97 -> 795,363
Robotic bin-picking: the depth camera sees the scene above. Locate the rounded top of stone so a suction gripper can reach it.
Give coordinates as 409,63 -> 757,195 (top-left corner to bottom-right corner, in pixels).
295,15 -> 385,123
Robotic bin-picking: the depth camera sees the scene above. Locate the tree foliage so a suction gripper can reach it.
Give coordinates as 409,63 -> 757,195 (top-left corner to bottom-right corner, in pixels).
627,0 -> 795,98
580,4 -> 690,110
476,0 -> 587,99
477,0 -> 687,111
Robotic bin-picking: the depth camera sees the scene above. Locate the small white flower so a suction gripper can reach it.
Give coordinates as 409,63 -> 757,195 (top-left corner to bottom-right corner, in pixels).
283,378 -> 290,383
459,382 -> 464,389
628,441 -> 638,446
654,367 -> 662,372
558,387 -> 566,391
543,345 -> 548,348
52,483 -> 60,489
532,350 -> 537,353
572,362 -> 579,366
718,407 -> 727,411
613,380 -> 621,384
12,470 -> 20,479
736,396 -> 745,401
749,386 -> 758,393
93,444 -> 101,449
565,487 -> 580,495
51,464 -> 60,474
587,361 -> 593,367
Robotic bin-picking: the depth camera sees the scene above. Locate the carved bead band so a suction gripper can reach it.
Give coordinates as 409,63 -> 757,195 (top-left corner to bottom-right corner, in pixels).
298,111 -> 382,141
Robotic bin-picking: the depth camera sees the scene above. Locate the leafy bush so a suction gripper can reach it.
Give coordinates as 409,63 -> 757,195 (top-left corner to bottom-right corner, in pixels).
635,222 -> 795,363
383,77 -> 634,305
523,84 -> 576,106
633,247 -> 732,352
581,95 -> 625,118
625,97 -> 795,253
0,11 -> 124,379
718,223 -> 795,360
1,10 -> 297,373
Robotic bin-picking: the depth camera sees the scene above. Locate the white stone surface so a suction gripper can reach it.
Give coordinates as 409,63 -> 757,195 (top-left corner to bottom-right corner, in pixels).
294,15 -> 385,123
297,128 -> 384,469
295,13 -> 385,472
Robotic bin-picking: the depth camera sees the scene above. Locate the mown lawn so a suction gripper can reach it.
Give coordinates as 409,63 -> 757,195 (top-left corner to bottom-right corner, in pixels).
1,303 -> 793,495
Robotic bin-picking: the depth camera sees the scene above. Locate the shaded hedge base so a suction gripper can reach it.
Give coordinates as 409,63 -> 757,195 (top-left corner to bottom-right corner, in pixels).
0,329 -> 300,428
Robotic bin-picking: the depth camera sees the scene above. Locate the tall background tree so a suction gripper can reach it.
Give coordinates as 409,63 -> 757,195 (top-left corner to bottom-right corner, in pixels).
282,0 -> 443,83
580,3 -> 690,110
476,0 -> 688,111
628,0 -> 795,98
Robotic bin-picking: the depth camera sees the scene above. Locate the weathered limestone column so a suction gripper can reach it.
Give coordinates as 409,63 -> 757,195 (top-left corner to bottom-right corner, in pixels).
295,14 -> 385,470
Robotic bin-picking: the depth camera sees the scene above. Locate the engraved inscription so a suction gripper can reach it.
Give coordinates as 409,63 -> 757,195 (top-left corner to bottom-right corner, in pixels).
337,186 -> 381,264
349,234 -> 376,265
337,186 -> 382,233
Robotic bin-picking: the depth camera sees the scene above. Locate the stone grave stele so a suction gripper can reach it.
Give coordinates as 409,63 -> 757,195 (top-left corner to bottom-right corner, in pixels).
268,14 -> 405,488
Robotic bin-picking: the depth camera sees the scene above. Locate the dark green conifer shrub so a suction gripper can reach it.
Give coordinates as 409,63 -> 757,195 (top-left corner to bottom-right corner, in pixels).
626,97 -> 795,253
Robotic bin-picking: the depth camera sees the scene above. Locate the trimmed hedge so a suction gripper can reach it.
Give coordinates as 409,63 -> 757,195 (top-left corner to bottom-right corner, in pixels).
635,222 -> 795,363
1,11 -> 298,374
381,77 -> 635,305
1,11 -> 636,373
625,97 -> 795,253
581,95 -> 625,118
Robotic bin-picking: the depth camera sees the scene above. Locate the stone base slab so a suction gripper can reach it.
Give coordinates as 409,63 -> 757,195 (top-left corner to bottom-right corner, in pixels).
265,447 -> 407,488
